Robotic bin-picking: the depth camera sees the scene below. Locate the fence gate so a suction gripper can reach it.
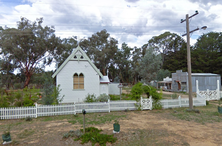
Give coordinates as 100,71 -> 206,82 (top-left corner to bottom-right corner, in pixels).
140,96 -> 152,110
196,80 -> 220,100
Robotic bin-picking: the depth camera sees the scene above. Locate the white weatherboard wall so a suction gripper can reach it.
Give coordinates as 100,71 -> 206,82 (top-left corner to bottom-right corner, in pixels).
100,84 -> 109,95
109,83 -> 121,95
57,60 -> 100,103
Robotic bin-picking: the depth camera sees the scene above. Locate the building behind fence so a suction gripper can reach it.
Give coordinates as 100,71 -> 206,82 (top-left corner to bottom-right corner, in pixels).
0,96 -> 206,120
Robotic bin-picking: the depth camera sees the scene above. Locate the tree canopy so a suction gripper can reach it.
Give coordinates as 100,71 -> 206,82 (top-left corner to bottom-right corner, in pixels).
80,29 -> 118,75
0,17 -> 61,87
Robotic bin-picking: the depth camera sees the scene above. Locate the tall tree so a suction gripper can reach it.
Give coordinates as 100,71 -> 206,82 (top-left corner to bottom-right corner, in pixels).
114,42 -> 133,83
80,29 -> 118,75
54,37 -> 78,67
156,69 -> 171,81
192,32 -> 222,75
163,46 -> 187,72
0,17 -> 61,87
138,47 -> 162,83
147,31 -> 186,64
131,46 -> 142,84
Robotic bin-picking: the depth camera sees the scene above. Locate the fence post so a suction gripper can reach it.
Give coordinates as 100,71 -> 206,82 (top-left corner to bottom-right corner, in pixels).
217,80 -> 220,100
108,99 -> 110,112
196,80 -> 199,94
149,96 -> 152,110
35,103 -> 38,118
140,97 -> 143,110
179,96 -> 181,107
74,102 -> 76,115
207,89 -> 209,100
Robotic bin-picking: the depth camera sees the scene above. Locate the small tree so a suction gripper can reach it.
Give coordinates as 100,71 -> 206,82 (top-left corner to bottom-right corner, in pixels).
131,82 -> 143,100
41,72 -> 63,105
142,85 -> 162,101
138,47 -> 162,83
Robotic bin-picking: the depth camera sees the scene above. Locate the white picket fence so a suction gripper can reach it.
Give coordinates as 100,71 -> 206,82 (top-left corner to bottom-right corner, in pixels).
0,95 -> 206,120
0,100 -> 138,120
160,96 -> 206,109
196,80 -> 220,101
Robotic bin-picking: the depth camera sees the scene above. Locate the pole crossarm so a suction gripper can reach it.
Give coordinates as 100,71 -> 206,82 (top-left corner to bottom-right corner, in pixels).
182,28 -> 199,37
182,26 -> 207,37
181,10 -> 198,23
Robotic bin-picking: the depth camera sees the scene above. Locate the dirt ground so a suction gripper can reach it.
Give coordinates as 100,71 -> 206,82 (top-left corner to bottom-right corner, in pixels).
1,110 -> 222,146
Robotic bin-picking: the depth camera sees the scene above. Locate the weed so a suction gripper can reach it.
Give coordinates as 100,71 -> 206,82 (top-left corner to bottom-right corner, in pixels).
25,116 -> 32,121
63,130 -> 83,139
134,103 -> 142,111
68,113 -> 126,125
17,129 -> 35,139
75,127 -> 117,146
171,104 -> 222,124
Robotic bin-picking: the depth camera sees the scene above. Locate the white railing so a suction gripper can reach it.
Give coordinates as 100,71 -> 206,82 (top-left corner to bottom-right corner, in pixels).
196,80 -> 220,101
0,96 -> 207,120
0,100 -> 139,120
160,96 -> 206,109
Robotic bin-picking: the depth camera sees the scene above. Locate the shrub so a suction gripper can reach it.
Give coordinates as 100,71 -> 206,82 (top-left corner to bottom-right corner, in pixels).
0,96 -> 9,107
25,116 -> 32,121
142,85 -> 162,101
171,93 -> 178,99
63,130 -> 83,139
109,95 -> 120,101
84,94 -> 97,102
134,103 -> 142,111
152,100 -> 162,110
131,82 -> 143,100
75,127 -> 117,146
23,97 -> 34,107
96,94 -> 109,102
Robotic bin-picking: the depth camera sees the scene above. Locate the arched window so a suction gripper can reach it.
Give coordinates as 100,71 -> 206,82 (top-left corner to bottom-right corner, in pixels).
79,73 -> 84,89
73,73 -> 84,89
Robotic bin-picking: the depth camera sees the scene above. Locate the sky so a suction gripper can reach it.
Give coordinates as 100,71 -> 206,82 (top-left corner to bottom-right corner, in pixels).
0,0 -> 221,70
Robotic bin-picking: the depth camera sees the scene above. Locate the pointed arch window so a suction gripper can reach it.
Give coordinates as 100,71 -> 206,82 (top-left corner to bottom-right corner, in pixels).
73,73 -> 84,89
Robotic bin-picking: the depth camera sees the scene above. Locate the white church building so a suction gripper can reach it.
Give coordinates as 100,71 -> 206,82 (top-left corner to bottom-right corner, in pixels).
52,45 -> 110,103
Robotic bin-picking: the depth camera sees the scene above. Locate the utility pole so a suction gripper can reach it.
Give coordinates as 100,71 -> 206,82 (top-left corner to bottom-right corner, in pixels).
181,11 -> 207,109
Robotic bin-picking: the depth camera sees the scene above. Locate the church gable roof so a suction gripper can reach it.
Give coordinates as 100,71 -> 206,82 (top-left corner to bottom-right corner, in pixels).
52,45 -> 103,78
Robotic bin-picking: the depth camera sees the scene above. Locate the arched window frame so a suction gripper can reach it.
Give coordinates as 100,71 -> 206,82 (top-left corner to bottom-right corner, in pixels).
73,73 -> 84,89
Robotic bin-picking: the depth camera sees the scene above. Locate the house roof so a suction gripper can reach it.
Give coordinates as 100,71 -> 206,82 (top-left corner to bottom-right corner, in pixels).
52,45 -> 104,78
100,76 -> 110,84
191,73 -> 219,76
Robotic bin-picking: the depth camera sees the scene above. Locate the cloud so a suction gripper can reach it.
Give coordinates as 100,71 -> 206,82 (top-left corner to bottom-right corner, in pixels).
0,0 -> 221,49
125,0 -> 140,3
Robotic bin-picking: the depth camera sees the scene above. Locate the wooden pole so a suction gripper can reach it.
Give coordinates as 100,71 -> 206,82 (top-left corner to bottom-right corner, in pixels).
186,14 -> 193,109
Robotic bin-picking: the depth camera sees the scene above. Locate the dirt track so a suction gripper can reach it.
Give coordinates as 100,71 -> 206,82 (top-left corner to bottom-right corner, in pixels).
2,110 -> 221,146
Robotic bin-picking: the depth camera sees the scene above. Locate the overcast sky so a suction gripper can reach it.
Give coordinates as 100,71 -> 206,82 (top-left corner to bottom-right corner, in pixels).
0,0 -> 221,70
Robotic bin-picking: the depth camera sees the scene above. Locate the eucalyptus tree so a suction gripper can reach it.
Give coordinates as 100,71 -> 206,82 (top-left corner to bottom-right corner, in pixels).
80,29 -> 118,75
0,17 -> 61,87
114,42 -> 133,83
147,31 -> 186,64
138,47 -> 162,83
192,32 -> 222,74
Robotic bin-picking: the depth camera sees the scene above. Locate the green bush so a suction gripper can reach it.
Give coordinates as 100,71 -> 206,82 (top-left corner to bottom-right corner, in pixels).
142,85 -> 162,101
84,94 -> 97,102
152,100 -> 162,110
0,96 -> 9,107
171,93 -> 178,99
131,82 -> 143,100
109,95 -> 119,101
23,97 -> 34,107
75,127 -> 117,146
96,94 -> 109,102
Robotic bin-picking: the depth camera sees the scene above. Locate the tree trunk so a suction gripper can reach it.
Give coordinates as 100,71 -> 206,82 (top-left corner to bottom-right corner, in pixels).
102,68 -> 106,76
24,71 -> 32,88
